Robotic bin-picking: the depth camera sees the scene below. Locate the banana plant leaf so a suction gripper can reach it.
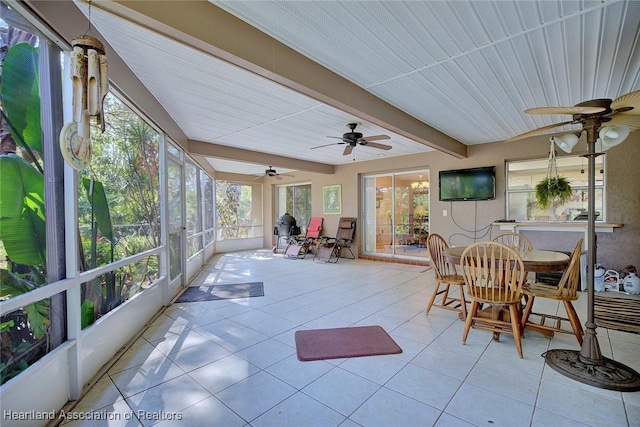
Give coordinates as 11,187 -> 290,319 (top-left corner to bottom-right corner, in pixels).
0,269 -> 49,340
0,154 -> 46,267
0,269 -> 36,297
81,299 -> 95,329
1,42 -> 42,155
82,178 -> 114,244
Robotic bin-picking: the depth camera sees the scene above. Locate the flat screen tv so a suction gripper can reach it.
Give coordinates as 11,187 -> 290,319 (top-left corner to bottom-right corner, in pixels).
439,166 -> 496,202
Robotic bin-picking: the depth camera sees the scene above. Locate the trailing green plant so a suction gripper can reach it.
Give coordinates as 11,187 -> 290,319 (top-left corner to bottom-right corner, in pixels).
535,176 -> 573,210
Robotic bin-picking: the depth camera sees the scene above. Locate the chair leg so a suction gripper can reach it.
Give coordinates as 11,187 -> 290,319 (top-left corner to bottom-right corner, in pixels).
458,285 -> 468,319
509,303 -> 524,358
563,301 -> 584,346
521,295 -> 535,332
425,283 -> 443,314
462,301 -> 479,344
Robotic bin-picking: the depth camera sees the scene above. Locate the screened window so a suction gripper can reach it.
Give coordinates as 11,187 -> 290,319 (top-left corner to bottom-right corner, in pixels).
275,184 -> 311,230
185,159 -> 201,257
202,172 -> 215,245
78,92 -> 161,265
507,156 -> 605,221
216,181 -> 263,240
0,11 -> 51,385
77,92 -> 161,325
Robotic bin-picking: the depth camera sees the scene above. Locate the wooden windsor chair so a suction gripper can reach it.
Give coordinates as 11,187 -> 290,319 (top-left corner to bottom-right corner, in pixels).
425,233 -> 469,318
460,241 -> 527,358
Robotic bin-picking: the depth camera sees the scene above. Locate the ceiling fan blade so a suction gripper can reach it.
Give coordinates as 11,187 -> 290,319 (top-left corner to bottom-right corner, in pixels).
507,121 -> 575,141
311,142 -> 341,150
525,106 -> 606,115
363,141 -> 392,150
610,90 -> 640,114
605,113 -> 640,132
363,134 -> 390,142
343,145 -> 354,156
274,175 -> 282,180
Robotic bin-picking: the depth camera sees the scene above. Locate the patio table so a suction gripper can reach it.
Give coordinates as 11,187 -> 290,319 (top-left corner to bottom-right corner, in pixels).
444,246 -> 570,340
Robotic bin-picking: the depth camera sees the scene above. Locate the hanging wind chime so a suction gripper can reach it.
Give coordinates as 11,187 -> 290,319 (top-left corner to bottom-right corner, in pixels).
59,2 -> 108,170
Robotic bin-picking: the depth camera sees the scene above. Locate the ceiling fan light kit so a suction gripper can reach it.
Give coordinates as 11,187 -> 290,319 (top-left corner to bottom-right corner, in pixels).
552,134 -> 578,153
599,124 -> 630,150
511,90 -> 640,392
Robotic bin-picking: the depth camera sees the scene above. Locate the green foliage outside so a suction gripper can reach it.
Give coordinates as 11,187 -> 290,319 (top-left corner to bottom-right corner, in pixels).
216,181 -> 253,239
0,37 -> 160,384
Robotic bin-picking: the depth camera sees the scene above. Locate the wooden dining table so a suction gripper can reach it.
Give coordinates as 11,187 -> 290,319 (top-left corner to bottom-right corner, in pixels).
443,246 -> 570,273
443,246 -> 571,339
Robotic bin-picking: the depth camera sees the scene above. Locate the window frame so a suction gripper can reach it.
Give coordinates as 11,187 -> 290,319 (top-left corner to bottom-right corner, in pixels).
506,155 -> 606,222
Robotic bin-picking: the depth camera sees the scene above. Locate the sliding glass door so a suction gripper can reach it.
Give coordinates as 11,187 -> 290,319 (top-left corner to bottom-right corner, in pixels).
362,171 -> 430,260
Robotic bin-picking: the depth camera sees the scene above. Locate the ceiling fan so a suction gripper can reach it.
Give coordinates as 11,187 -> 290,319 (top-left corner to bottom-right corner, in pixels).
508,90 -> 640,144
311,122 -> 392,157
255,166 -> 293,180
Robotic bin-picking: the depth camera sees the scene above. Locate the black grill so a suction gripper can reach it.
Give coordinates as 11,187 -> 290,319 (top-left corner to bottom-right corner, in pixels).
535,250 -> 572,286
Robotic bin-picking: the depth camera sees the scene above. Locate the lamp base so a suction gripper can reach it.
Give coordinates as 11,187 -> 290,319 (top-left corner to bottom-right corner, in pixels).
544,349 -> 640,392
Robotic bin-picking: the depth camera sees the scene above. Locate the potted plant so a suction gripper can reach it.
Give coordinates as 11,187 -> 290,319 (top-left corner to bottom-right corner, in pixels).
535,176 -> 573,220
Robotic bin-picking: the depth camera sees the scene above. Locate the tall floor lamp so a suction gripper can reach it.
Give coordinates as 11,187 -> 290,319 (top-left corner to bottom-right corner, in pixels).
543,120 -> 640,391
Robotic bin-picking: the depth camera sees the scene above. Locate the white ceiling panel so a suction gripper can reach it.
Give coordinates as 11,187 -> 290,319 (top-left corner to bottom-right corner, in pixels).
206,158 -> 295,177
214,0 -> 640,144
72,0 -> 639,174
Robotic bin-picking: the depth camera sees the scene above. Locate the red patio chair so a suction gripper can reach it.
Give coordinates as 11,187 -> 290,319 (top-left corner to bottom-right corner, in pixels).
284,217 -> 324,259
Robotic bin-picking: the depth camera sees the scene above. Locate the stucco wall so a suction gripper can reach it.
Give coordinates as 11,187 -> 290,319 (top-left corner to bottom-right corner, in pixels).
261,131 -> 639,271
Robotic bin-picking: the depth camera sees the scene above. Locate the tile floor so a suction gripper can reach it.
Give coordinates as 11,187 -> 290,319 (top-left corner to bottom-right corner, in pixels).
63,250 -> 640,427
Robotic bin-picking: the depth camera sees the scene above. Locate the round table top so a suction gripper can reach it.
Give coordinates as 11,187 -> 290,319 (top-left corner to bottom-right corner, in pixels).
443,246 -> 570,273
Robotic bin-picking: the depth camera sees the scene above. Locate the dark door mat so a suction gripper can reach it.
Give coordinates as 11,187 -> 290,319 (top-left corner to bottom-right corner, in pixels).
295,325 -> 402,361
175,282 -> 264,302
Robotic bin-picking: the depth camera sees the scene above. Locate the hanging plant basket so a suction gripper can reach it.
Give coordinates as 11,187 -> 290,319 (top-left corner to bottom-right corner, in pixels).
534,139 -> 574,217
535,176 -> 573,209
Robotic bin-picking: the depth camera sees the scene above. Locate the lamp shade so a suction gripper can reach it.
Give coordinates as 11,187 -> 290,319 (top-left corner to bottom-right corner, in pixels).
553,134 -> 579,153
599,125 -> 630,150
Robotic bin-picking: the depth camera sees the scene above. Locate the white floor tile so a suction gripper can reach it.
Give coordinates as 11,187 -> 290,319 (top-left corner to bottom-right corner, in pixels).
166,339 -> 232,372
465,359 -> 541,405
214,371 -> 296,422
251,391 -> 346,427
434,412 -> 476,427
68,376 -> 125,414
108,340 -> 167,375
234,338 -> 295,369
109,358 -> 185,398
153,396 -> 245,427
214,326 -> 270,352
536,379 -> 627,426
147,328 -> 210,356
124,375 -> 210,427
61,399 -> 141,427
410,345 -> 478,381
338,354 -> 408,385
385,363 -> 462,410
187,354 -> 260,394
627,402 -> 640,427
531,408 -> 591,427
68,251 -> 636,427
445,383 -> 534,426
302,367 -> 380,416
349,387 -> 441,427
